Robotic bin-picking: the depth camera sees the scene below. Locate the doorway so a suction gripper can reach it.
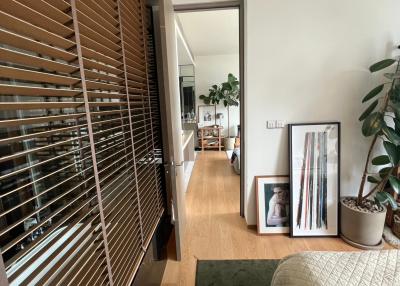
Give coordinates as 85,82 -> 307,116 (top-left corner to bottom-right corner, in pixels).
174,1 -> 245,218
154,0 -> 245,274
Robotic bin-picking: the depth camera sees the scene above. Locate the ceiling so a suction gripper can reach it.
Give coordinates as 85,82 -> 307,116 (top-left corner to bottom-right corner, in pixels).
177,9 -> 239,57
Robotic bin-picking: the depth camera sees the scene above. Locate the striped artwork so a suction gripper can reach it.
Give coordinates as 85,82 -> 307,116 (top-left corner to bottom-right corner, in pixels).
289,123 -> 340,237
296,132 -> 328,230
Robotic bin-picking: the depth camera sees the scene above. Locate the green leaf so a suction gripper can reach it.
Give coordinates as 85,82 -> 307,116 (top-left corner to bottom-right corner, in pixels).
383,141 -> 399,165
389,176 -> 400,194
222,82 -> 231,91
390,85 -> 400,103
363,84 -> 384,103
394,118 -> 400,134
199,94 -> 206,99
226,97 -> 238,106
227,73 -> 238,84
359,100 -> 379,121
392,102 -> 400,119
374,196 -> 382,207
362,112 -> 384,136
382,125 -> 400,145
379,166 -> 393,178
367,176 -> 381,184
369,59 -> 396,72
375,191 -> 398,210
372,155 -> 390,165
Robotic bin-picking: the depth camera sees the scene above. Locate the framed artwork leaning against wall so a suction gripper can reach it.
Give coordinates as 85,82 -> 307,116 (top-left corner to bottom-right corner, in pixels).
256,176 -> 290,234
289,122 -> 340,237
197,104 -> 216,126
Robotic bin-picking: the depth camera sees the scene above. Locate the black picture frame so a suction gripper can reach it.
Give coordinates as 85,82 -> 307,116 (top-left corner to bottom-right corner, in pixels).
288,122 -> 341,237
255,175 -> 290,235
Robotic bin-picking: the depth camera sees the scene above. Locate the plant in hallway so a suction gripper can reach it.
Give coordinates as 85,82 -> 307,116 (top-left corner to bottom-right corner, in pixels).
199,84 -> 223,105
199,73 -> 240,150
341,56 -> 400,249
221,73 -> 240,132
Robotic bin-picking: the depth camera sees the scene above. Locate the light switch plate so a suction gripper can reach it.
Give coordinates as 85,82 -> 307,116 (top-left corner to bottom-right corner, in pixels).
266,120 -> 275,129
276,120 -> 285,128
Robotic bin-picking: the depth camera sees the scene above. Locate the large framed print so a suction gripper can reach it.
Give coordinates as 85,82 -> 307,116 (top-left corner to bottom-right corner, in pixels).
289,122 -> 340,237
256,176 -> 290,234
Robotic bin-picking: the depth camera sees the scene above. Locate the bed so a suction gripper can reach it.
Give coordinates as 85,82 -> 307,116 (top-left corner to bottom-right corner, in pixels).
271,250 -> 400,286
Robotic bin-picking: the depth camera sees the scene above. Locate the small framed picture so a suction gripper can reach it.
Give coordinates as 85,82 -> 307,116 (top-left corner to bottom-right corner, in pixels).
198,104 -> 216,125
289,122 -> 340,237
255,176 -> 290,234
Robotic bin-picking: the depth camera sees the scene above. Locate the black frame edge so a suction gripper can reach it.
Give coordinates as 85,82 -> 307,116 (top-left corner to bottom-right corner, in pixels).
288,122 -> 341,238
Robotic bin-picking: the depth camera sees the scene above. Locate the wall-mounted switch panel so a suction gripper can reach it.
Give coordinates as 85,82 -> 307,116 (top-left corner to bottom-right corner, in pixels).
276,120 -> 285,128
266,120 -> 276,129
266,120 -> 285,129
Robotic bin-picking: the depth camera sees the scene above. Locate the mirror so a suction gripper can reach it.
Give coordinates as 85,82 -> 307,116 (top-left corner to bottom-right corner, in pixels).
179,65 -> 196,123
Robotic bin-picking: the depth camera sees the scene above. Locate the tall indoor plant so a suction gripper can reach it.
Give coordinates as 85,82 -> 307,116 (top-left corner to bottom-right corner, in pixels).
199,73 -> 240,150
341,57 -> 400,249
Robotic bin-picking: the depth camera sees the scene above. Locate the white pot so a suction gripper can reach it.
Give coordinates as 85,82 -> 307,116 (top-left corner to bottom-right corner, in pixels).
224,137 -> 235,150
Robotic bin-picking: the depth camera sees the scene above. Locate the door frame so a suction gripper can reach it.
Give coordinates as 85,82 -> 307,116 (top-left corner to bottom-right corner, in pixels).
174,0 -> 246,217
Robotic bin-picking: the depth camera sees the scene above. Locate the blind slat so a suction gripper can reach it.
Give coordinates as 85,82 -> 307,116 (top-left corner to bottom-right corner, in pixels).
0,47 -> 78,74
16,0 -> 72,24
0,10 -> 74,49
0,28 -> 77,62
0,66 -> 80,85
0,0 -> 73,37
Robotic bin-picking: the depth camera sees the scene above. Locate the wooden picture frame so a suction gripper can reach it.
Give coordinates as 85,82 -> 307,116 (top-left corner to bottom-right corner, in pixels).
255,175 -> 290,234
288,122 -> 340,237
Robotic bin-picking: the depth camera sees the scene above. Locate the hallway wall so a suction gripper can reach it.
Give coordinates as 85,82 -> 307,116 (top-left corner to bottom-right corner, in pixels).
244,0 -> 400,224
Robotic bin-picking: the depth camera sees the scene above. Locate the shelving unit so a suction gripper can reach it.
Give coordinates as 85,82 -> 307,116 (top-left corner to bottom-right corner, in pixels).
199,126 -> 224,151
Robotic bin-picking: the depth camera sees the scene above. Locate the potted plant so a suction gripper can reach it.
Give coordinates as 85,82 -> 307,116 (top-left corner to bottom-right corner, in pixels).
341,57 -> 400,249
199,73 -> 240,150
221,73 -> 240,150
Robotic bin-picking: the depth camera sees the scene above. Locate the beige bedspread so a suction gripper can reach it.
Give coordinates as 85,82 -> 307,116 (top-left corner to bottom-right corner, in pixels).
271,250 -> 400,286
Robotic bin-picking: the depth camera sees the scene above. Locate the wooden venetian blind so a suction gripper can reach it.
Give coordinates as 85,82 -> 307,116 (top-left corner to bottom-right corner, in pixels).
145,7 -> 165,212
0,0 -> 164,285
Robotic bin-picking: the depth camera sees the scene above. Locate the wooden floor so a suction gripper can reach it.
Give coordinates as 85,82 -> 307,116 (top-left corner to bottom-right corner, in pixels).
161,151 -> 362,285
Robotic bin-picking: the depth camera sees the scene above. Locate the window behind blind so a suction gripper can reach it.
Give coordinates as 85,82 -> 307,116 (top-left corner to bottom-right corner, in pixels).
0,0 -> 165,285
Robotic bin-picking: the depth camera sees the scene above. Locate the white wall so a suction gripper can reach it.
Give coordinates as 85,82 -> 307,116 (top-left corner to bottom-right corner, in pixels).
245,0 -> 400,224
176,23 -> 195,66
173,0 -> 231,5
195,54 -> 240,136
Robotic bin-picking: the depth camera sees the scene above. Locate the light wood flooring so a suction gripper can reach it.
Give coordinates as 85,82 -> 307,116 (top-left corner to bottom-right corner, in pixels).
161,151 -> 369,285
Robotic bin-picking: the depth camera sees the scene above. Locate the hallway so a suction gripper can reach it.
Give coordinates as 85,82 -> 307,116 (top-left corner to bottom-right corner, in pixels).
162,151 -> 357,285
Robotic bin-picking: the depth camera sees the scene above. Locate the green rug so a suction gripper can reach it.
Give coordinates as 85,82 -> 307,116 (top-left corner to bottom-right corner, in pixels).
195,259 -> 280,286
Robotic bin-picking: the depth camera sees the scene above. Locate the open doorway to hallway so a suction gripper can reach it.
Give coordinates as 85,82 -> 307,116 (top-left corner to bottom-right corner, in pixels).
176,8 -> 241,198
